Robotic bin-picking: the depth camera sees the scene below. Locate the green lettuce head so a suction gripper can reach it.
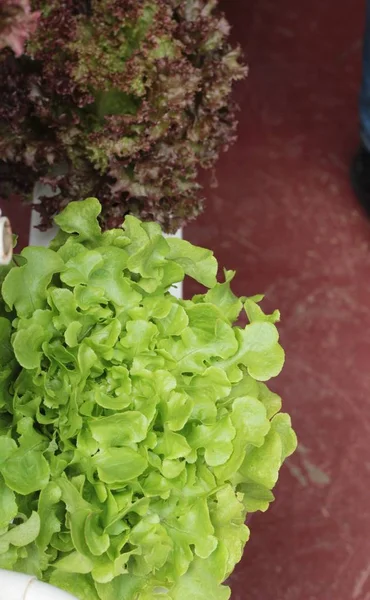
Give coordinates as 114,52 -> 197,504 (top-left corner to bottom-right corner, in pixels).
0,199 -> 296,600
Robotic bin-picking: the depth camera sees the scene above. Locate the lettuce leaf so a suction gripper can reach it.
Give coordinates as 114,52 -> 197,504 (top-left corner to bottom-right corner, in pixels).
0,199 -> 296,599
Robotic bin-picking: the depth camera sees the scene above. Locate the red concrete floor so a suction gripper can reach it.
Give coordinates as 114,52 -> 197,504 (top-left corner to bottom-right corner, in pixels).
1,1 -> 369,599
185,0 -> 370,599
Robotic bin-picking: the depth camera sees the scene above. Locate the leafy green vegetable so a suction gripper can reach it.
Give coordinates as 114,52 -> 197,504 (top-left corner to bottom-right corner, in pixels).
0,199 -> 296,599
0,1 -> 247,233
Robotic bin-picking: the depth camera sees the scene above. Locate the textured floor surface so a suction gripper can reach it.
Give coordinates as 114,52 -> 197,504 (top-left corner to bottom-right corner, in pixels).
1,1 -> 370,598
186,1 -> 370,599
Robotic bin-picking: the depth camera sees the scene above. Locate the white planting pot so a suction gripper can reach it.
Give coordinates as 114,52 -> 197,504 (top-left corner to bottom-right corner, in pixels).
0,211 -> 13,265
30,185 -> 183,299
0,569 -> 77,600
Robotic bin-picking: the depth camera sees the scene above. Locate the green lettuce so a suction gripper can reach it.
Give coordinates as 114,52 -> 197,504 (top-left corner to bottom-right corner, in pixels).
0,198 -> 297,599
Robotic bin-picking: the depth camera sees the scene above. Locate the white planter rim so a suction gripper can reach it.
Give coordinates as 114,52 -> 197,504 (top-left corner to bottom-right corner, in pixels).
0,214 -> 13,265
0,569 -> 77,600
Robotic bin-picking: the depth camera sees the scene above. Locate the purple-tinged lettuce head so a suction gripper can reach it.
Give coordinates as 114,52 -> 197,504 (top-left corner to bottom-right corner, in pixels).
0,0 -> 247,232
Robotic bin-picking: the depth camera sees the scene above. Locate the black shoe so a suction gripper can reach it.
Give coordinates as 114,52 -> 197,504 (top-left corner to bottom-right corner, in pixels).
351,144 -> 370,216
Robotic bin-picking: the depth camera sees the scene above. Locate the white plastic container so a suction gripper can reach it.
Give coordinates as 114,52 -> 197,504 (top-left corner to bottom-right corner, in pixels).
0,211 -> 13,265
0,569 -> 77,600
